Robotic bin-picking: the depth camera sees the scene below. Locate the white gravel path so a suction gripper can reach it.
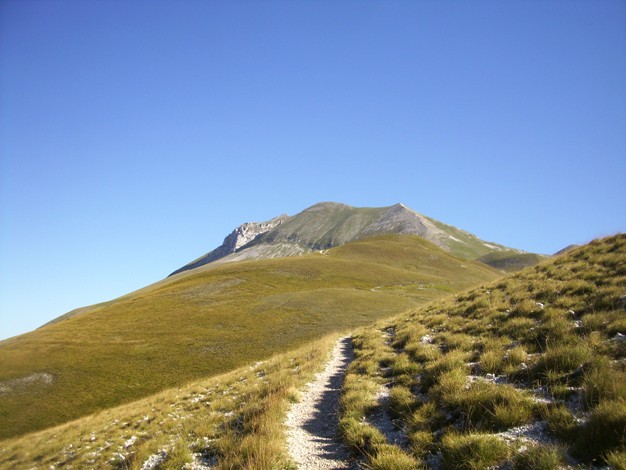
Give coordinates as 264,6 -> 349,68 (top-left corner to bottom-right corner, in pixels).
285,336 -> 358,469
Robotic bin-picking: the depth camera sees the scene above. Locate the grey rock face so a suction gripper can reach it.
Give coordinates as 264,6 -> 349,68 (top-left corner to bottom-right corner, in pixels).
169,215 -> 288,276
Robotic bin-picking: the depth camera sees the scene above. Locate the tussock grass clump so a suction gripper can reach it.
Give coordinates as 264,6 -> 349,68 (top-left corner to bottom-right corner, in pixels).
340,373 -> 380,420
605,449 -> 626,470
392,323 -> 428,350
511,298 -> 543,318
512,444 -> 565,470
408,430 -> 434,458
408,401 -> 445,432
501,345 -> 528,377
368,444 -> 422,469
420,350 -> 469,391
440,432 -> 510,470
405,341 -> 442,363
542,404 -> 578,442
444,381 -> 535,431
573,399 -> 626,463
478,350 -> 502,374
388,354 -> 421,385
500,316 -> 536,340
583,357 -> 626,408
389,385 -> 418,419
531,343 -> 592,381
561,278 -> 595,296
429,368 -> 467,404
339,417 -> 386,453
437,332 -> 475,352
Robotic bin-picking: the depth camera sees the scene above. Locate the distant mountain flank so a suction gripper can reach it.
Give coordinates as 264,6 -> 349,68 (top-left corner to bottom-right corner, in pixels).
171,202 -> 532,276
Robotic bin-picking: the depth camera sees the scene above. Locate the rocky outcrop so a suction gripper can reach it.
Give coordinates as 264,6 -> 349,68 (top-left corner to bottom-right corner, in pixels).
169,215 -> 289,276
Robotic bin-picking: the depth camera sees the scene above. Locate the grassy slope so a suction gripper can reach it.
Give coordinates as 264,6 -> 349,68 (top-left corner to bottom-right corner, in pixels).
339,234 -> 626,468
425,217 -> 515,259
2,235 -> 622,470
0,235 -> 499,439
253,202 -> 383,249
0,335 -> 340,469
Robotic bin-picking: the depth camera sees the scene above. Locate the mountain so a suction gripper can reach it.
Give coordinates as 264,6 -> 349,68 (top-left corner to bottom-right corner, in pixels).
2,234 -> 623,469
0,234 -> 500,439
171,202 -> 530,276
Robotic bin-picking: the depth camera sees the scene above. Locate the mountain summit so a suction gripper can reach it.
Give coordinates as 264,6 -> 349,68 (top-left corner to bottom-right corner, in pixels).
170,202 -> 526,276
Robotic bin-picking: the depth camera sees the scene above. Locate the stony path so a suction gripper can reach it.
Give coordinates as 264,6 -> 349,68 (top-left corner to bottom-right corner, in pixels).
285,336 -> 358,469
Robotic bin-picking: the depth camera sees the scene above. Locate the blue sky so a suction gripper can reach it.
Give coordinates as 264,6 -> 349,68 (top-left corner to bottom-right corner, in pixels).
1,0 -> 625,340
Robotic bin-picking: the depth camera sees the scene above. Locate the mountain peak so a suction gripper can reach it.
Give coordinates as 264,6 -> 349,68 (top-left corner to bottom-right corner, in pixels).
169,202 -> 528,276
305,201 -> 352,211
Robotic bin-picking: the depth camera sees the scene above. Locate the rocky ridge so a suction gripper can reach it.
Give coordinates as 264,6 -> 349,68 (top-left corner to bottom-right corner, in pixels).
169,214 -> 288,276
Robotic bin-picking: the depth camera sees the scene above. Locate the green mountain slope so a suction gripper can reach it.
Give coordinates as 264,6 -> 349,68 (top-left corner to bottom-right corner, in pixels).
1,235 -> 622,470
171,202 -> 531,275
0,235 -> 500,439
340,234 -> 626,468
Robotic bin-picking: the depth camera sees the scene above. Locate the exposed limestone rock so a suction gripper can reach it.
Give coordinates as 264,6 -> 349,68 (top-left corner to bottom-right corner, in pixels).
169,215 -> 288,276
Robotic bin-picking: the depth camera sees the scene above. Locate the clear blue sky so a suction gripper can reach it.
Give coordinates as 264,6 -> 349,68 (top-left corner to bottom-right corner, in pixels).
1,0 -> 625,340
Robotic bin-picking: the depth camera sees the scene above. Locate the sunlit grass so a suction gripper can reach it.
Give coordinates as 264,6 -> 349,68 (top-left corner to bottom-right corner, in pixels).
0,335 -> 338,469
0,235 -> 499,439
339,234 -> 626,468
